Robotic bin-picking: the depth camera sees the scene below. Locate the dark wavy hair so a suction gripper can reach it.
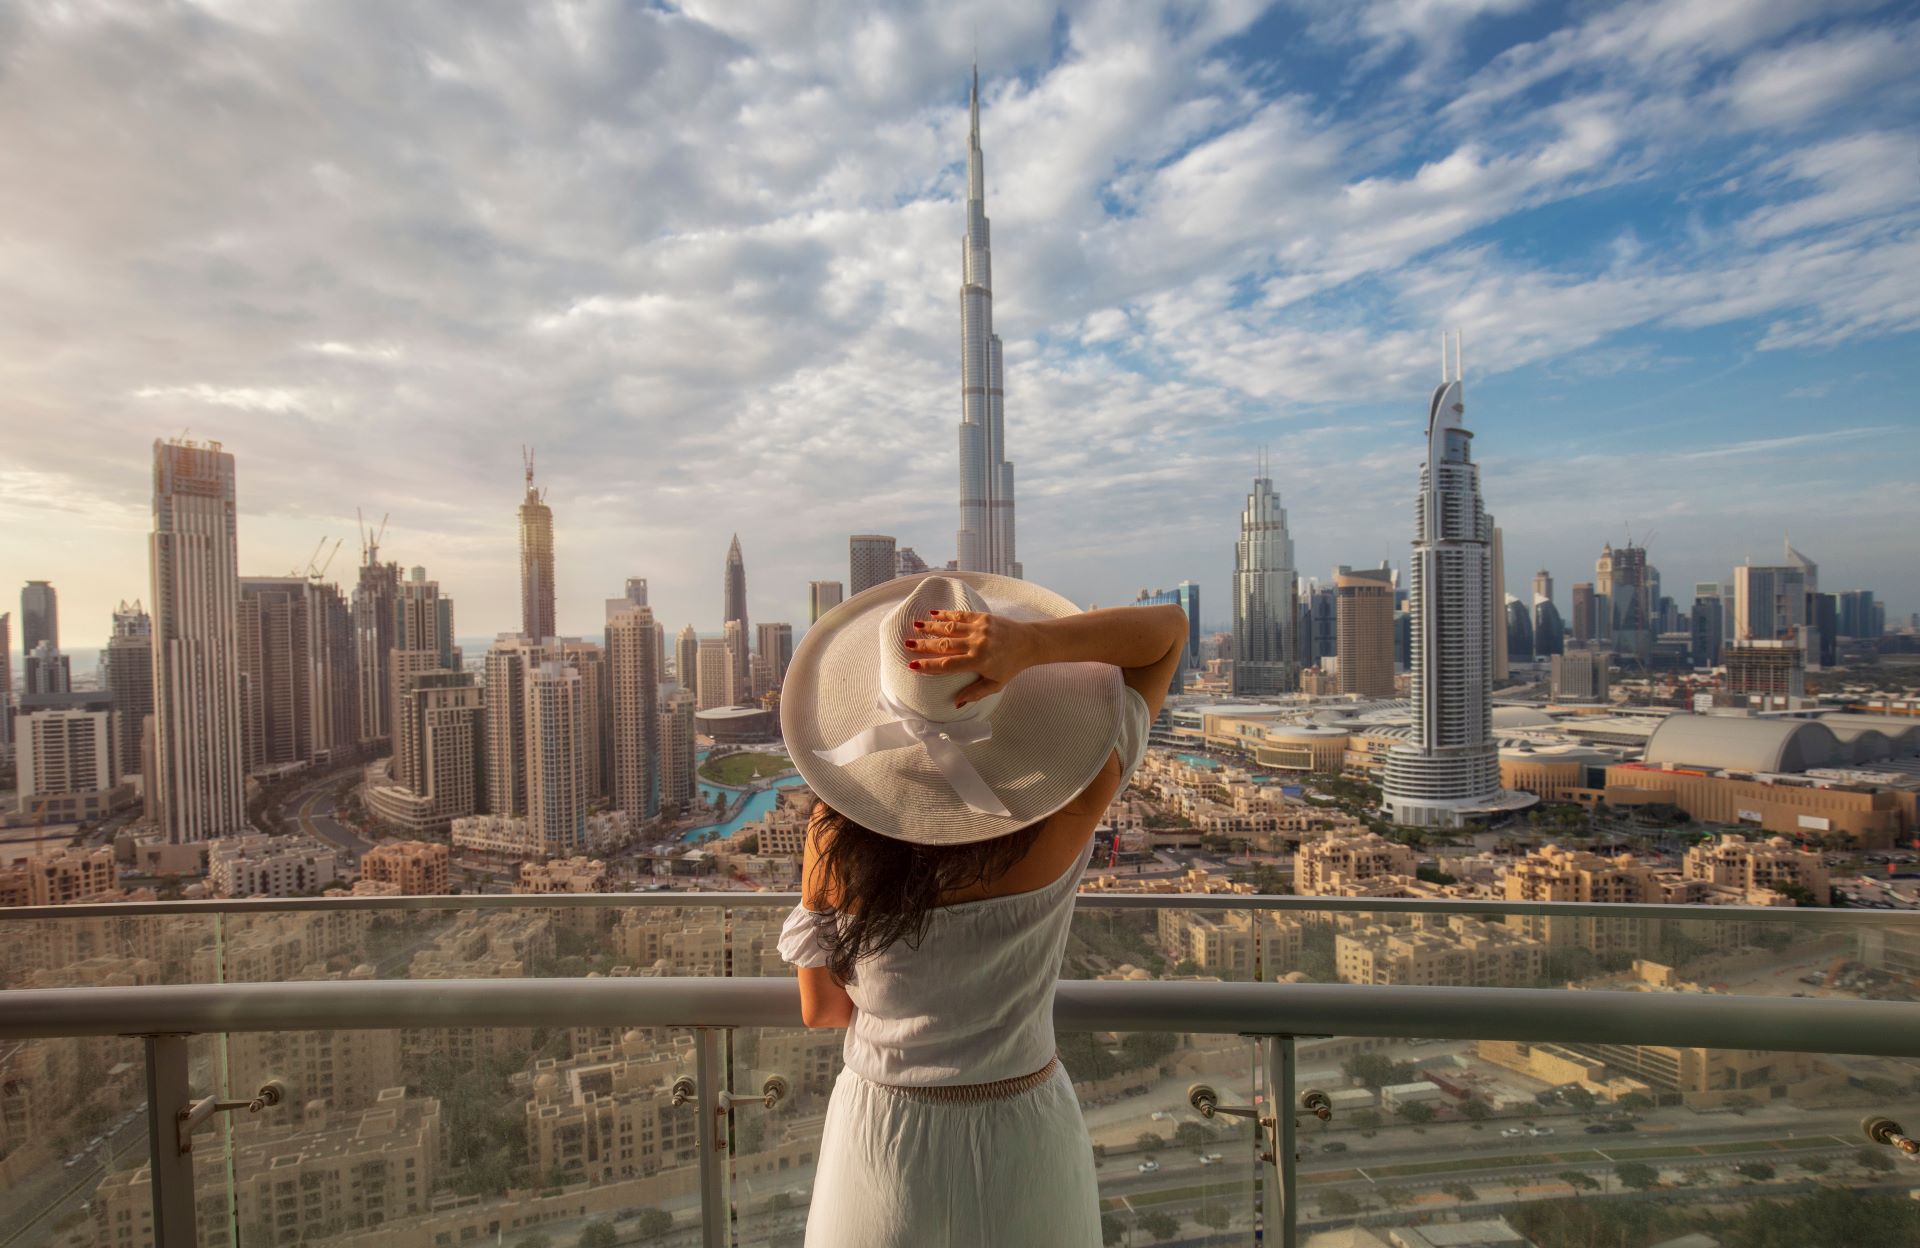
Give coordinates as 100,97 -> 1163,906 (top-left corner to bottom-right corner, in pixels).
806,800 -> 1044,986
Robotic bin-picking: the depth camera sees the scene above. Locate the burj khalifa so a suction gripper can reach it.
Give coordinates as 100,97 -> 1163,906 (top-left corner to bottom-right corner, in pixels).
957,67 -> 1020,579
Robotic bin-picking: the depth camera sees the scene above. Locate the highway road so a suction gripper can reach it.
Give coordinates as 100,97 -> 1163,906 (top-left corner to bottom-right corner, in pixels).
1,1103 -> 147,1248
291,778 -> 372,863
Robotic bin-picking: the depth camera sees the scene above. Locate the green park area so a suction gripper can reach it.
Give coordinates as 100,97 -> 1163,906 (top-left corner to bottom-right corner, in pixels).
697,751 -> 793,786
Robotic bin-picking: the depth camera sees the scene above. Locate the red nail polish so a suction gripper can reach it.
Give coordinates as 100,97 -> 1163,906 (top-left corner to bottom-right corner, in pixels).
929,609 -> 941,617
913,620 -> 925,628
908,660 -> 922,670
904,639 -> 918,649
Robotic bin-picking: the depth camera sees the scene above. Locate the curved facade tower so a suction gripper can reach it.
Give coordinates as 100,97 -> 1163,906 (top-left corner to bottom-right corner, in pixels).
1232,456 -> 1298,696
1383,336 -> 1524,828
957,67 -> 1020,578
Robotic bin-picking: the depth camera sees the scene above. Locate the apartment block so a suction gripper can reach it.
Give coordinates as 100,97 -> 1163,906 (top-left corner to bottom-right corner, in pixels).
1683,833 -> 1831,904
359,840 -> 451,896
1295,830 -> 1418,896
1157,908 -> 1304,979
1501,845 -> 1658,903
516,856 -> 609,893
1336,915 -> 1546,987
0,845 -> 119,906
207,834 -> 339,899
518,1036 -> 699,1187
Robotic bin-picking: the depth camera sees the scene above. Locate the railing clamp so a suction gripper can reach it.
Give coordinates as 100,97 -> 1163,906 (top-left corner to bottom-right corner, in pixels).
1863,1115 -> 1920,1158
1191,1083 -> 1332,1164
718,1074 -> 789,1115
177,1079 -> 287,1155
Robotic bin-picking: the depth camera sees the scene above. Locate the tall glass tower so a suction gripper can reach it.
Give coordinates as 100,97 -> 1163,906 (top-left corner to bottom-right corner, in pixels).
956,67 -> 1020,578
1232,453 -> 1297,696
1383,336 -> 1524,828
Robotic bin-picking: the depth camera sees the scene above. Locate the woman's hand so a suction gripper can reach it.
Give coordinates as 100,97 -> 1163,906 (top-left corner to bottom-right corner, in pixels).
904,609 -> 1045,707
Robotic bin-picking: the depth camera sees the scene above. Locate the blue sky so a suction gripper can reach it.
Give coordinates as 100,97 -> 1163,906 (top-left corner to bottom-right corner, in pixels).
1,0 -> 1915,649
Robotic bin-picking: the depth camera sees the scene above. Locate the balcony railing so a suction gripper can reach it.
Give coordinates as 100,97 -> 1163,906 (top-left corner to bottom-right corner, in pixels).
4,893 -> 1919,1248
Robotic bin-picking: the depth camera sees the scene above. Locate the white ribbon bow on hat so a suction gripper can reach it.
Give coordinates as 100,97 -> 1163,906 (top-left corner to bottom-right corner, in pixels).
814,688 -> 1012,817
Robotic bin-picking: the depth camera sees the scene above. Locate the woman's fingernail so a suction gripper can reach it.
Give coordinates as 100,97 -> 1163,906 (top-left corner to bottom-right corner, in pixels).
928,609 -> 941,617
908,660 -> 922,671
912,619 -> 925,629
904,639 -> 918,649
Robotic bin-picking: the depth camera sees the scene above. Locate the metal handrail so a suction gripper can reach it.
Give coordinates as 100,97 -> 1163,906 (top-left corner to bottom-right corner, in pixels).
3,978 -> 1917,1057
3,889 -> 1912,926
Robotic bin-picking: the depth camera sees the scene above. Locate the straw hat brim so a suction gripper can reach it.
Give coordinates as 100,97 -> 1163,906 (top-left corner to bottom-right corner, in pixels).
781,571 -> 1123,846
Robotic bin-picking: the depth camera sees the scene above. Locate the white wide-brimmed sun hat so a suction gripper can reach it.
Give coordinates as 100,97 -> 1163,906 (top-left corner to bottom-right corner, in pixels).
782,571 -> 1124,846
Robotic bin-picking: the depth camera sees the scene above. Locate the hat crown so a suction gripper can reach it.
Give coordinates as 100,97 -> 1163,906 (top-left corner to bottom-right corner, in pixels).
877,577 -> 1002,726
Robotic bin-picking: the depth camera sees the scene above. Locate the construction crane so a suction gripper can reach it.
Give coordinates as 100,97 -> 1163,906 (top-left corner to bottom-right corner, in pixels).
309,537 -> 344,581
291,536 -> 328,578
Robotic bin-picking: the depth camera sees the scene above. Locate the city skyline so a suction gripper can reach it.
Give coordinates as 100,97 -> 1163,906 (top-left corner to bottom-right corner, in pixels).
3,2 -> 1917,642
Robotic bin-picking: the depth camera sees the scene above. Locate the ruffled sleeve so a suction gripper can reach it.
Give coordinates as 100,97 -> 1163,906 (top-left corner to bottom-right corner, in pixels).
1113,686 -> 1154,792
777,903 -> 833,970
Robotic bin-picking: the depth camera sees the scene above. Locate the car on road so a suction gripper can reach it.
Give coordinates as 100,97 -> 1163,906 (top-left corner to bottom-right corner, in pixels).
1320,1141 -> 1348,1153
1197,1153 -> 1223,1165
1137,1160 -> 1159,1173
1529,1126 -> 1555,1137
64,1156 -> 81,1168
1150,1111 -> 1171,1121
1501,1127 -> 1525,1138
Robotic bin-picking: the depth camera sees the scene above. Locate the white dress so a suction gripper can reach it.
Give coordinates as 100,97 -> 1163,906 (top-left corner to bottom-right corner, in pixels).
778,687 -> 1152,1247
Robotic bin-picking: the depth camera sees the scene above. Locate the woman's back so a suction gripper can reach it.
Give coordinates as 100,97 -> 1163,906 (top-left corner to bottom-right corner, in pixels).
779,685 -> 1151,1086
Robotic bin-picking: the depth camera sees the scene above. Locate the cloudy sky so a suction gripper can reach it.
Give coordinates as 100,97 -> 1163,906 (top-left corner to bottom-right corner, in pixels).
3,0 -> 1917,655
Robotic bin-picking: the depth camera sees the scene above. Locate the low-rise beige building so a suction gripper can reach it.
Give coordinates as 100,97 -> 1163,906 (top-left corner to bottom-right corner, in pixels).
516,856 -> 609,894
208,834 -> 339,899
1296,830 -> 1417,896
1683,833 -> 1830,904
1501,845 -> 1658,904
518,1033 -> 700,1186
359,840 -> 451,895
1336,915 -> 1546,987
0,845 -> 118,906
1158,907 -> 1303,979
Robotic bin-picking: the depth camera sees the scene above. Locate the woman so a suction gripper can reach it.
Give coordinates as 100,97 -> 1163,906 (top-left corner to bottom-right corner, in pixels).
776,571 -> 1186,1246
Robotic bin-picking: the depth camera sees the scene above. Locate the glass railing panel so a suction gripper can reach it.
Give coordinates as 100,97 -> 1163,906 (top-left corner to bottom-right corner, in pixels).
0,910 -> 222,990
1295,1034 -> 1920,1243
1083,1032 -> 1261,1246
215,1025 -> 709,1247
0,1031 -> 152,1247
726,1025 -> 837,1248
1251,903 -> 1920,1003
1064,905 -> 1265,982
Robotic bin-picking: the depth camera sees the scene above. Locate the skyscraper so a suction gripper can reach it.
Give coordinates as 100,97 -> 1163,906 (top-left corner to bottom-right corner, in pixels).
1489,526 -> 1508,682
1231,455 -> 1297,696
1690,583 -> 1724,667
657,688 -> 696,817
352,535 -> 400,746
519,449 -> 556,642
607,606 -> 659,819
675,625 -> 699,691
1733,547 -> 1810,643
366,668 -> 485,834
724,534 -> 749,686
25,641 -> 70,696
1382,338 -> 1515,829
756,622 -> 794,691
1532,569 -> 1553,605
20,580 -> 58,656
849,535 -> 897,597
1570,582 -> 1595,648
526,660 -> 586,855
558,638 -> 608,802
956,66 -> 1020,579
150,439 -> 246,843
239,577 -> 318,774
1596,542 -> 1651,666
696,637 -> 735,711
1335,567 -> 1394,698
603,577 -> 648,627
895,547 -> 932,578
1552,648 -> 1610,704
809,581 -> 845,623
484,635 -> 551,818
397,566 -> 457,669
1505,598 -> 1534,664
310,582 -> 358,764
0,612 -> 11,752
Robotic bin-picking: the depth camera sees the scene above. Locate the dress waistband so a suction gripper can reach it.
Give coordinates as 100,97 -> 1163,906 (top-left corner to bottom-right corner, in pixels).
870,1055 -> 1060,1104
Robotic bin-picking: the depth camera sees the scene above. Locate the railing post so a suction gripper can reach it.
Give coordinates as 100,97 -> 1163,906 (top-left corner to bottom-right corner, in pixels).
694,1027 -> 729,1248
1265,1035 -> 1297,1248
142,1034 -> 199,1248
